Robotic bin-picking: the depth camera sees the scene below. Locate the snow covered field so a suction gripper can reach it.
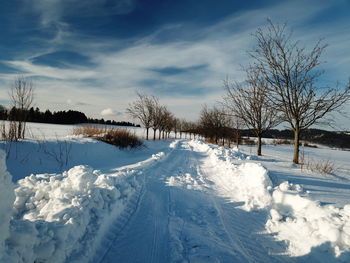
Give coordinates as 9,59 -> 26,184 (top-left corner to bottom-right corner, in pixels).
1,122 -> 350,262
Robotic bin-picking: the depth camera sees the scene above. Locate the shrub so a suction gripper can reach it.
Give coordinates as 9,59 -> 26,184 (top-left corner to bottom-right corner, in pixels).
312,160 -> 336,174
99,129 -> 143,149
73,126 -> 143,149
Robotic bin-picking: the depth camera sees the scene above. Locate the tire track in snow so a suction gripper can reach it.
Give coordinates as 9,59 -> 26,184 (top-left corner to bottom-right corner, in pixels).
190,149 -> 259,262
93,174 -> 146,263
97,141 -> 183,263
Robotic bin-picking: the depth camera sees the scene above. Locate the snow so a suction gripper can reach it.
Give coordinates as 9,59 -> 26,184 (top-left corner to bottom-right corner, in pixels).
5,165 -> 141,262
0,150 -> 15,261
188,139 -> 272,211
1,122 -> 350,262
266,181 -> 350,259
3,149 -> 171,263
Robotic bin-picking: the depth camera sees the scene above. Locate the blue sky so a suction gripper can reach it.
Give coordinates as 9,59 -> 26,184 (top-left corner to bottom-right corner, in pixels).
0,0 -> 349,129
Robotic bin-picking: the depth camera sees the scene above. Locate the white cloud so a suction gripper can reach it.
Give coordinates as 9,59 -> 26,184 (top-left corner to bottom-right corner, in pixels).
101,108 -> 115,116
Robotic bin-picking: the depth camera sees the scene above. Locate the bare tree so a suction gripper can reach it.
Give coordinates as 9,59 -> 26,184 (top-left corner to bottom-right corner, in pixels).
199,105 -> 228,144
230,115 -> 244,148
126,93 -> 156,140
250,21 -> 350,163
164,113 -> 174,139
158,108 -> 172,139
178,119 -> 186,139
150,98 -> 162,140
172,118 -> 179,139
223,67 -> 280,155
8,76 -> 34,140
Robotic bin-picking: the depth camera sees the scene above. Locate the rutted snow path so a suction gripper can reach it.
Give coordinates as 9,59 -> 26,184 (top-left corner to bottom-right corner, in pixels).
95,140 -> 295,263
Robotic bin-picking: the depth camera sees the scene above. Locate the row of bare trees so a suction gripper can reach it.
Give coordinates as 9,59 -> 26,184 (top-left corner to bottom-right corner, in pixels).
126,93 -> 198,140
221,20 -> 350,164
127,21 -> 349,165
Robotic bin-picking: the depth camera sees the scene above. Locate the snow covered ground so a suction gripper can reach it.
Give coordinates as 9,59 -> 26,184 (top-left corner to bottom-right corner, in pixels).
1,122 -> 350,262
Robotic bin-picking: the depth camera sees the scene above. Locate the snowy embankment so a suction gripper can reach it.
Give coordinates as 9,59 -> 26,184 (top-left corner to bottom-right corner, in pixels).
0,140 -> 174,263
188,140 -> 350,260
188,140 -> 273,211
267,182 -> 350,258
0,151 -> 15,258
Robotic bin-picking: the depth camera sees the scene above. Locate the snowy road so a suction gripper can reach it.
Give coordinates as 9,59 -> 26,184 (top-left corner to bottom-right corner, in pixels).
94,140 -> 294,263
3,137 -> 350,262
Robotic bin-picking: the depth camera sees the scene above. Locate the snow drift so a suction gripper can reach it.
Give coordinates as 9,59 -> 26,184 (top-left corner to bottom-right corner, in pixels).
189,140 -> 272,211
266,181 -> 350,259
0,150 -> 15,261
4,165 -> 141,263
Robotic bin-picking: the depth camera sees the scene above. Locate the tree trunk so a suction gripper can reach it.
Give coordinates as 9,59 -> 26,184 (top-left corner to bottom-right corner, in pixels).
257,135 -> 262,156
153,129 -> 156,140
17,121 -> 22,139
158,130 -> 161,140
293,128 -> 300,164
146,128 -> 149,140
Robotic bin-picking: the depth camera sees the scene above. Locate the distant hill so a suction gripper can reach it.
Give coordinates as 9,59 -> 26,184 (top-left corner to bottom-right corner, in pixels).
241,128 -> 350,150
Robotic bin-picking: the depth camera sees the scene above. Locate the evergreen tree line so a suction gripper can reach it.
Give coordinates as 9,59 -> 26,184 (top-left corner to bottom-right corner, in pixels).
0,106 -> 140,127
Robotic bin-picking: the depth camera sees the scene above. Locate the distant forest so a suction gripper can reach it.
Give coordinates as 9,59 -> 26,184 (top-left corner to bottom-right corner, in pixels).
0,106 -> 140,127
241,129 -> 350,150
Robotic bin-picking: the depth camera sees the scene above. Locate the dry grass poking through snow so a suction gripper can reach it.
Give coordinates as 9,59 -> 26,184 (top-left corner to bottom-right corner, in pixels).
73,125 -> 143,149
72,125 -> 108,137
300,156 -> 336,174
307,159 -> 336,174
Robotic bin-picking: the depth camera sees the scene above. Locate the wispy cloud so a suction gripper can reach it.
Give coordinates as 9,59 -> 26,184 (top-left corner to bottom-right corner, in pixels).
4,60 -> 97,79
1,0 -> 349,126
25,0 -> 136,26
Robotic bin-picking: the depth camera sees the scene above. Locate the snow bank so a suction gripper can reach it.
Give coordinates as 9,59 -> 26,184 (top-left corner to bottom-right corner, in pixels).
189,139 -> 253,161
4,165 -> 141,263
0,150 -> 15,260
189,140 -> 272,211
209,161 -> 273,211
266,181 -> 350,258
